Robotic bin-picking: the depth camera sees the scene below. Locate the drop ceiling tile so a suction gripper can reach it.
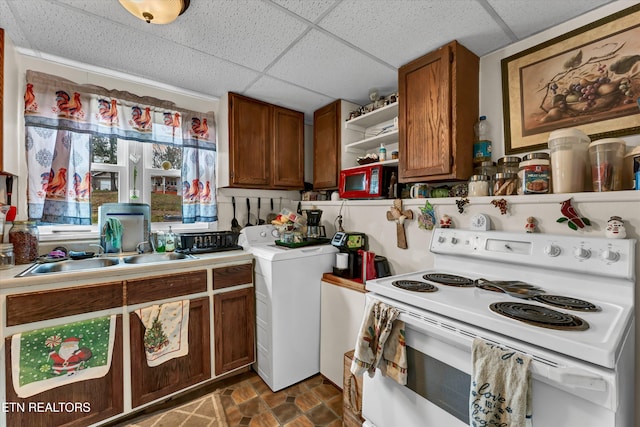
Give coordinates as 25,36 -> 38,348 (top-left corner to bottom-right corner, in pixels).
487,0 -> 614,39
270,0 -> 338,22
267,29 -> 397,105
244,75 -> 334,121
319,0 -> 510,67
0,0 -> 31,47
139,0 -> 311,71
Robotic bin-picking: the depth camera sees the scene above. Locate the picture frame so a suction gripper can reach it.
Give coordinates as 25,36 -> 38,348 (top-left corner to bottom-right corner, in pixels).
501,4 -> 640,154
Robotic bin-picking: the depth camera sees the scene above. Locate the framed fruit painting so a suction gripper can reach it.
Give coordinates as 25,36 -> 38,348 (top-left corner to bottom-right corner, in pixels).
501,3 -> 640,154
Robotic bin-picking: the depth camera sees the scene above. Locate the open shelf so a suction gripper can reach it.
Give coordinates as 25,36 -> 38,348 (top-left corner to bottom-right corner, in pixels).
344,102 -> 398,131
344,129 -> 399,153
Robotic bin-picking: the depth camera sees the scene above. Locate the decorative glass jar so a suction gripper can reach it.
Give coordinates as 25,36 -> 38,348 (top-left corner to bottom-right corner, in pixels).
9,220 -> 39,264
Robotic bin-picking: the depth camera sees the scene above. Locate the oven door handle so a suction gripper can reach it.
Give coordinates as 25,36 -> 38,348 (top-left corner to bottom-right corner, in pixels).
542,367 -> 607,391
399,311 -> 608,392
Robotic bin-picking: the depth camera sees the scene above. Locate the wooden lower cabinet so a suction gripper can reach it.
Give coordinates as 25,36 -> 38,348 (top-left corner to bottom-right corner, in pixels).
214,287 -> 255,375
130,296 -> 211,407
343,350 -> 364,427
4,316 -> 124,427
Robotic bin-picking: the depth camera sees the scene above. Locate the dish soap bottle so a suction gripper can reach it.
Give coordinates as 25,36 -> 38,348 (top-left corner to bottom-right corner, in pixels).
165,226 -> 175,252
379,143 -> 387,161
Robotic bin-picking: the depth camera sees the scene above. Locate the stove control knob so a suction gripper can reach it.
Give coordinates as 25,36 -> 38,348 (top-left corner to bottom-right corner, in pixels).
450,237 -> 458,244
544,244 -> 561,257
438,236 -> 446,243
574,247 -> 591,260
600,250 -> 620,263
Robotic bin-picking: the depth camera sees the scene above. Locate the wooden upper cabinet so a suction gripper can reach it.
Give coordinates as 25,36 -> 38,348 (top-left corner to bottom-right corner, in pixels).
229,93 -> 271,187
398,40 -> 478,183
226,92 -> 304,189
313,100 -> 341,190
272,106 -> 304,188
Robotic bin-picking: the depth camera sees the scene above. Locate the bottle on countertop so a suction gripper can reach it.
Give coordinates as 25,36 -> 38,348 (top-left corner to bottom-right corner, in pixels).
473,116 -> 492,164
379,143 -> 387,161
165,226 -> 175,252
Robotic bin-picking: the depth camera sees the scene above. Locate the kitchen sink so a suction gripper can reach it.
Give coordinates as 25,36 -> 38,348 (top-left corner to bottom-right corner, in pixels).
121,252 -> 195,264
17,257 -> 121,276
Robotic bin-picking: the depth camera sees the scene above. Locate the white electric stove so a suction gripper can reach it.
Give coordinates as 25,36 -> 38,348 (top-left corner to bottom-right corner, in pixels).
362,228 -> 636,427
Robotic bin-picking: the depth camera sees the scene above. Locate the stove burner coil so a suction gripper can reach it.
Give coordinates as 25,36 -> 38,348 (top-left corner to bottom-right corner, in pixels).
392,280 -> 438,292
490,302 -> 589,331
531,295 -> 600,312
422,273 -> 474,287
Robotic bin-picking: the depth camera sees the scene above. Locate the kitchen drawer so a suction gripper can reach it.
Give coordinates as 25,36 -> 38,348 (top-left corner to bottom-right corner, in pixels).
125,270 -> 207,305
213,263 -> 253,290
6,282 -> 123,326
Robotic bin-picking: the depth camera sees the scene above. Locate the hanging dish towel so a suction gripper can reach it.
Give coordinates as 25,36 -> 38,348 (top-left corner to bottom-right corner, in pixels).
11,315 -> 117,398
103,216 -> 123,251
470,338 -> 532,427
350,298 -> 407,385
135,300 -> 190,367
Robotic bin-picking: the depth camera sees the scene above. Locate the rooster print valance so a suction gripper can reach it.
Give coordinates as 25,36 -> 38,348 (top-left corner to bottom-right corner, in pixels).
24,70 -> 217,224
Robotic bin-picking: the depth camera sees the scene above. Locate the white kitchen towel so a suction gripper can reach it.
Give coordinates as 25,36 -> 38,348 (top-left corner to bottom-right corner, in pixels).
351,298 -> 407,385
470,338 -> 532,427
11,315 -> 117,398
135,300 -> 190,367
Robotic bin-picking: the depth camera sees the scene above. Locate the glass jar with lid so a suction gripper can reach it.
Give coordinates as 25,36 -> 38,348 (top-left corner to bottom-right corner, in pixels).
473,161 -> 497,195
9,220 -> 39,264
493,173 -> 518,195
468,175 -> 490,197
0,243 -> 15,270
497,156 -> 521,175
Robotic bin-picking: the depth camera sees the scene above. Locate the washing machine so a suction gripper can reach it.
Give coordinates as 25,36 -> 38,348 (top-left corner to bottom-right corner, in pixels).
239,224 -> 338,391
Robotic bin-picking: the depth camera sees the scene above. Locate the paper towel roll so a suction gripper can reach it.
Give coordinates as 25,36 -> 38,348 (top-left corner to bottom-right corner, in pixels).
336,253 -> 349,269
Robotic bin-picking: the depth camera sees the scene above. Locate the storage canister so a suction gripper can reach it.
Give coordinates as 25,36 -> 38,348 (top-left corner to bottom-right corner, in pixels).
468,175 -> 490,197
8,220 -> 39,264
588,138 -> 626,192
496,157 -> 521,175
0,243 -> 14,270
493,173 -> 518,196
548,128 -> 590,193
622,146 -> 640,190
518,153 -> 551,194
473,161 -> 497,195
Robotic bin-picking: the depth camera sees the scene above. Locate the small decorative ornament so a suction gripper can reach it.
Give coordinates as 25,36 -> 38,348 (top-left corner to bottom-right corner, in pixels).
455,198 -> 469,214
557,198 -> 591,230
386,199 -> 414,249
440,214 -> 452,228
418,200 -> 436,230
605,216 -> 626,239
491,198 -> 508,215
525,216 -> 537,233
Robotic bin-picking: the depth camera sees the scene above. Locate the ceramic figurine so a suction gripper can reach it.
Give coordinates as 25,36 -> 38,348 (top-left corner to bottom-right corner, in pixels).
440,214 -> 452,228
605,216 -> 626,239
525,217 -> 536,233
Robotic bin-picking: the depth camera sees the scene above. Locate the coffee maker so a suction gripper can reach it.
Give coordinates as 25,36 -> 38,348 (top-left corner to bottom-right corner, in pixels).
305,209 -> 326,239
330,231 -> 368,280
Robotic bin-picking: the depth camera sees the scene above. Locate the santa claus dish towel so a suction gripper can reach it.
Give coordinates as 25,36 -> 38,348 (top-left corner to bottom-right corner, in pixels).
135,300 -> 190,367
11,315 -> 117,398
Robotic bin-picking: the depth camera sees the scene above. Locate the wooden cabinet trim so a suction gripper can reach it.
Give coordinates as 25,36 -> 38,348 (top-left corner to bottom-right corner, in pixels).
5,316 -> 124,427
6,282 -> 124,326
130,296 -> 211,407
321,273 -> 367,293
313,100 -> 341,190
213,263 -> 253,290
125,270 -> 207,305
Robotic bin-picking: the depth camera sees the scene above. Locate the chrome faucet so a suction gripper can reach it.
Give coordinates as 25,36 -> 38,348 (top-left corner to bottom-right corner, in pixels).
89,243 -> 105,257
136,241 -> 150,254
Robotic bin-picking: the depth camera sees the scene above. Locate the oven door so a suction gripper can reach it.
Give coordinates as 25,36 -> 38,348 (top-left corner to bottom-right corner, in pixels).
361,296 -> 632,427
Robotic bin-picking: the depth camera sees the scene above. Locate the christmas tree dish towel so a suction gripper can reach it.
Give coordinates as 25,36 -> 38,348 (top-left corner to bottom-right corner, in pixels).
11,315 -> 117,398
135,300 -> 190,367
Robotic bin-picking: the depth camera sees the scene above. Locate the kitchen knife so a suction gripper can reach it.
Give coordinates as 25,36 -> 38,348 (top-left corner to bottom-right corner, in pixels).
6,175 -> 13,205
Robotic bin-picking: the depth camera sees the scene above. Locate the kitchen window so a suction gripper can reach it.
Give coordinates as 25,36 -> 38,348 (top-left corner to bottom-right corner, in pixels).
24,70 -> 217,236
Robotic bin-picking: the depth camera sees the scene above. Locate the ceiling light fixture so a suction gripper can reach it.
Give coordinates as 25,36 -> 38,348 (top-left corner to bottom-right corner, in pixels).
119,0 -> 190,25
